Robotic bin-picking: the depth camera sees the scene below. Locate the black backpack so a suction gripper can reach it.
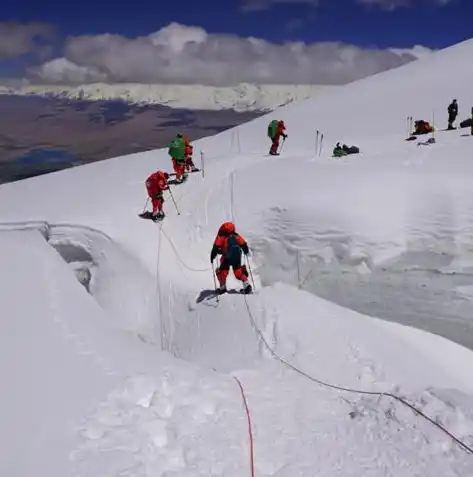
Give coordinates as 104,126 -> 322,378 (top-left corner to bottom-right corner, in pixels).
225,234 -> 242,263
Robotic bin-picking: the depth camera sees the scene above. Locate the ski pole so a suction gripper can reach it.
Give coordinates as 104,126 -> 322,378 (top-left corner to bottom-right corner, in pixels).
246,254 -> 256,291
142,197 -> 149,213
279,136 -> 286,154
432,110 -> 435,138
201,150 -> 205,178
211,260 -> 219,302
167,187 -> 180,215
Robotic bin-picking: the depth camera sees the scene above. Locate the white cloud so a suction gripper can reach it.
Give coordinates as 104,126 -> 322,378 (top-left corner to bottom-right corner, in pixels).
358,0 -> 453,9
240,0 -> 319,12
0,22 -> 54,59
241,0 -> 453,10
28,23 -> 434,86
32,57 -> 107,83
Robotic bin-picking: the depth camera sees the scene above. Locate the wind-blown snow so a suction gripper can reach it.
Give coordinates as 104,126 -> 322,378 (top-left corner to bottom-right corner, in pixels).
1,38 -> 473,476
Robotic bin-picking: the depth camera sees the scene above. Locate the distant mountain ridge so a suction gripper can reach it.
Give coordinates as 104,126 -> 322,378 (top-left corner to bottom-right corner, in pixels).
0,83 -> 338,112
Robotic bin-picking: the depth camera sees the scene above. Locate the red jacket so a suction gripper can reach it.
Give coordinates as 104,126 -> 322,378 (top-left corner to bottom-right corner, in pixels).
184,136 -> 193,156
276,122 -> 286,137
146,171 -> 168,196
210,232 -> 249,262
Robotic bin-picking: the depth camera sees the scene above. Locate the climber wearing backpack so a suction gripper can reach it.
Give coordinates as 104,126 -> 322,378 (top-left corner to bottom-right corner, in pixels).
210,222 -> 252,295
168,133 -> 187,183
144,170 -> 169,221
267,119 -> 287,155
183,136 -> 198,172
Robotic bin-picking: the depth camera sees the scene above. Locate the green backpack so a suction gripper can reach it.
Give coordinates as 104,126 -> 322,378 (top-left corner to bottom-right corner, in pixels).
168,137 -> 185,160
267,120 -> 278,139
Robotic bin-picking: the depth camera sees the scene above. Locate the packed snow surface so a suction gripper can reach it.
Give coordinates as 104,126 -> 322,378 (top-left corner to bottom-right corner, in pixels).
1,39 -> 473,476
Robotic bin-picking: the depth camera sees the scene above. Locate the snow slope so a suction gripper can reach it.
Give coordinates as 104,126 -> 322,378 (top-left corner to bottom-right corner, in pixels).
2,82 -> 337,111
1,38 -> 473,476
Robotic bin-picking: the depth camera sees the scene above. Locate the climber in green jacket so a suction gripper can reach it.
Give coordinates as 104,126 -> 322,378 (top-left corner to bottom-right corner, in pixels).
168,133 -> 187,183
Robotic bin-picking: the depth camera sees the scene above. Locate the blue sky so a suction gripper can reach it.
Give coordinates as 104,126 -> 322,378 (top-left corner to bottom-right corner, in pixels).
0,0 -> 471,85
1,0 -> 470,47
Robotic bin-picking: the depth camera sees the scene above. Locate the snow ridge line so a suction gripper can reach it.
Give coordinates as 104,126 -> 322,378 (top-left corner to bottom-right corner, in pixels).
233,376 -> 256,477
241,294 -> 473,456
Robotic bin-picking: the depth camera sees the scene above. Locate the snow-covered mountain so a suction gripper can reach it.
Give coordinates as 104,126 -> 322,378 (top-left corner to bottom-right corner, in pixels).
1,38 -> 473,477
1,83 -> 337,111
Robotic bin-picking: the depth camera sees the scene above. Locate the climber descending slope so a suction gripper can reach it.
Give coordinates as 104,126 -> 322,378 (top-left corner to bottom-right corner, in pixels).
140,170 -> 170,222
210,222 -> 252,295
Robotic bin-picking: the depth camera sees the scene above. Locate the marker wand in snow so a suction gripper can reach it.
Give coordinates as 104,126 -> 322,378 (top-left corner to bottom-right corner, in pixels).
167,187 -> 180,215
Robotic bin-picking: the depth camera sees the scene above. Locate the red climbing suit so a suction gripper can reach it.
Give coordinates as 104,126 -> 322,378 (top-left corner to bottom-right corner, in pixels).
210,222 -> 250,287
270,120 -> 287,155
184,136 -> 196,171
145,170 -> 169,214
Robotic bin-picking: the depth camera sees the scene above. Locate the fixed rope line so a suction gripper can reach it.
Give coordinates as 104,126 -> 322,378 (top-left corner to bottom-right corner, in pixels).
160,227 -> 210,273
160,159 -> 472,457
228,175 -> 472,456
230,171 -> 236,224
241,294 -> 473,456
156,222 -> 169,352
233,376 -> 256,477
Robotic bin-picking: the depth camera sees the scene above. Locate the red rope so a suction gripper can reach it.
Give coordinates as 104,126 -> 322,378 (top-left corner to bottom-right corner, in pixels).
234,376 -> 256,477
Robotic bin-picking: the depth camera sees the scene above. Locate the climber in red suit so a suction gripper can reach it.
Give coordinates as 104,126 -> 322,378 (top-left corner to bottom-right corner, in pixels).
270,120 -> 287,155
210,222 -> 252,294
145,170 -> 169,221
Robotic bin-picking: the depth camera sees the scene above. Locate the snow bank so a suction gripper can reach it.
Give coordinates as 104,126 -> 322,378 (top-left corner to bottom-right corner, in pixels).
48,224 -> 160,343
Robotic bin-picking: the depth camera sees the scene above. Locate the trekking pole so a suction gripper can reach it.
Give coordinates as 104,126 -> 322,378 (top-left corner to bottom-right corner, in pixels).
142,197 -> 149,214
470,106 -> 473,136
246,254 -> 256,291
432,109 -> 435,139
278,136 -> 286,154
167,187 -> 180,215
211,260 -> 219,302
